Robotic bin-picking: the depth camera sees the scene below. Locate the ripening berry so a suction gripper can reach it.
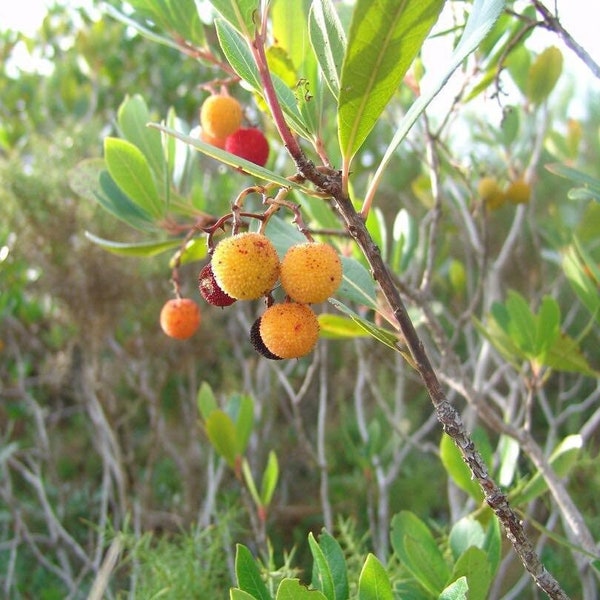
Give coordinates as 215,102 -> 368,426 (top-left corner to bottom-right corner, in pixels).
259,302 -> 320,359
200,128 -> 227,150
505,178 -> 531,205
211,232 -> 280,300
225,127 -> 270,167
249,317 -> 282,360
478,176 -> 507,211
160,298 -> 201,340
198,263 -> 236,307
280,242 -> 343,304
200,95 -> 243,140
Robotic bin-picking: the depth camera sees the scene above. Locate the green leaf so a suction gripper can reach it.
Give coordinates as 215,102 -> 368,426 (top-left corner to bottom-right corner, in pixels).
309,0 -> 347,99
84,231 -> 182,257
231,588 -> 259,600
260,451 -> 279,507
449,517 -> 485,561
390,512 -> 450,596
313,530 -> 349,600
438,577 -> 468,600
210,0 -> 258,37
497,434 -> 520,487
357,554 -> 393,600
309,532 -> 335,600
510,435 -> 583,506
117,94 -> 166,180
276,579 -> 327,600
562,242 -> 600,326
450,547 -> 491,600
233,394 -> 254,456
104,137 -> 163,219
242,458 -> 262,508
526,46 -> 563,105
483,517 -> 502,577
364,0 -> 504,209
235,544 -> 272,600
544,332 -> 599,377
149,122 -> 313,191
338,0 -> 444,165
317,314 -> 372,340
214,19 -> 313,140
205,409 -> 239,468
337,257 -> 378,309
196,381 -> 218,420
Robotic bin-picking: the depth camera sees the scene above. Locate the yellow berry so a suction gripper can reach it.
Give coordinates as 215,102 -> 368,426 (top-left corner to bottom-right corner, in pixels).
280,242 -> 343,304
160,298 -> 201,340
200,128 -> 227,149
200,95 -> 243,140
478,176 -> 507,211
211,232 -> 280,300
505,178 -> 531,205
259,303 -> 320,359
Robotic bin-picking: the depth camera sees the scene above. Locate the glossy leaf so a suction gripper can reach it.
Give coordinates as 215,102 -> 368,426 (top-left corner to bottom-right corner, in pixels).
450,547 -> 491,600
338,0 -> 444,165
449,517 -> 485,561
84,231 -> 182,257
260,451 -> 279,507
317,314 -> 372,340
312,530 -> 349,600
308,532 -> 335,600
526,46 -> 563,105
210,0 -> 258,38
391,511 -> 450,596
309,0 -> 347,98
104,137 -> 163,218
276,579 -> 327,600
205,409 -> 239,468
357,554 -> 393,600
337,257 -> 378,309
364,0 -> 504,209
235,544 -> 272,600
438,577 -> 468,600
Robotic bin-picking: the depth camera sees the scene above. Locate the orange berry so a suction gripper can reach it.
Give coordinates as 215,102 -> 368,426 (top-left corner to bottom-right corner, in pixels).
211,232 -> 280,300
160,298 -> 201,340
200,129 -> 227,149
505,178 -> 531,205
280,242 -> 343,304
200,95 -> 243,140
225,127 -> 270,166
478,177 -> 507,211
259,302 -> 320,359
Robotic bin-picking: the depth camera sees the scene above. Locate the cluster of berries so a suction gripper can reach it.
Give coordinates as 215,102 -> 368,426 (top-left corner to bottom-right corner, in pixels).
200,94 -> 270,167
478,176 -> 531,211
199,232 -> 343,360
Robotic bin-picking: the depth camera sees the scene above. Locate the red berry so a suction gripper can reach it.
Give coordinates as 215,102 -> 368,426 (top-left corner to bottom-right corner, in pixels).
225,128 -> 270,167
198,263 -> 237,307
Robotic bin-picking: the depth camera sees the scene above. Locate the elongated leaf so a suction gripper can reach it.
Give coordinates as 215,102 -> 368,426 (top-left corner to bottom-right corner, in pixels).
562,242 -> 600,325
318,314 -> 372,339
149,122 -> 313,192
357,554 -> 393,600
338,0 -> 444,165
313,530 -> 349,600
215,19 -> 313,139
104,137 -> 163,218
196,381 -> 218,420
233,394 -> 254,456
205,409 -> 239,468
242,458 -> 262,507
117,95 -> 166,181
337,257 -> 377,309
210,0 -> 257,37
309,0 -> 347,98
276,579 -> 327,600
260,451 -> 279,507
235,544 -> 272,600
309,532 -> 335,600
364,0 -> 504,209
84,231 -> 182,257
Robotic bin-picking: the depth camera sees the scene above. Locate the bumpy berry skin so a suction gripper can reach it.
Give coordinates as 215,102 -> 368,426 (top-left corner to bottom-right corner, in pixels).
211,232 -> 280,300
280,242 -> 343,304
160,298 -> 201,340
249,317 -> 282,360
225,128 -> 270,167
259,303 -> 320,359
505,178 -> 531,205
200,95 -> 243,140
478,177 -> 506,211
198,263 -> 236,307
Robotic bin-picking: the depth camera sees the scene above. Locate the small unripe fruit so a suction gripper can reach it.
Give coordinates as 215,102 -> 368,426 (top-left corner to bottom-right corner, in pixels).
280,242 -> 343,304
211,232 -> 280,300
249,317 -> 282,360
225,127 -> 270,166
478,177 -> 506,211
505,178 -> 531,205
160,298 -> 201,340
259,302 -> 320,359
198,263 -> 236,307
200,95 -> 243,140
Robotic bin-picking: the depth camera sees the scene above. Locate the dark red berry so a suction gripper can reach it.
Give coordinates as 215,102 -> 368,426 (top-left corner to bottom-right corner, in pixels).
249,317 -> 282,360
225,128 -> 270,167
198,263 -> 237,307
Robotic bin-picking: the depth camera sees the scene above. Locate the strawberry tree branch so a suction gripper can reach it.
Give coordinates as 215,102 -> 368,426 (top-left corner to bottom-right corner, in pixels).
247,12 -> 571,600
